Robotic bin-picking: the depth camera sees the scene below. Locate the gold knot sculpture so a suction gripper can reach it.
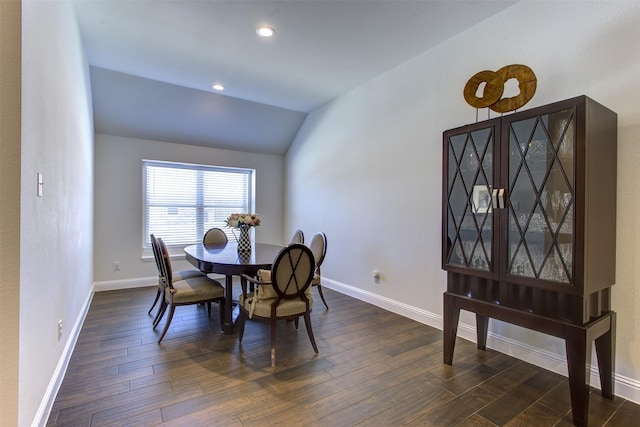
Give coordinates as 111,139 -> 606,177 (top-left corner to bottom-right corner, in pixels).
463,64 -> 537,113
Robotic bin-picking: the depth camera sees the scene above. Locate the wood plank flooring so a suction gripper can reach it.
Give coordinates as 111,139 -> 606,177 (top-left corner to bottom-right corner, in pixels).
47,286 -> 639,426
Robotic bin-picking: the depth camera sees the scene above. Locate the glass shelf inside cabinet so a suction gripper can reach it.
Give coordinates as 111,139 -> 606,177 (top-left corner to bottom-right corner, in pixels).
506,109 -> 575,283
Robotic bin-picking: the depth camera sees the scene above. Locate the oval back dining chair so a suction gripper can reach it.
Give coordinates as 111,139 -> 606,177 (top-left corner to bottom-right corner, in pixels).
149,234 -> 205,324
203,227 -> 228,245
309,232 -> 329,309
289,229 -> 304,244
154,237 -> 226,343
238,244 -> 317,367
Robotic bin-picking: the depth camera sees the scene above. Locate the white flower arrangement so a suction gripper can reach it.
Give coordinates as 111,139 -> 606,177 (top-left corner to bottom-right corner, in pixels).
225,213 -> 261,228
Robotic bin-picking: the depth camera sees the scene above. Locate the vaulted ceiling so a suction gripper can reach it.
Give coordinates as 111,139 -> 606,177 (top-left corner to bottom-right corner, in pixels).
73,0 -> 516,155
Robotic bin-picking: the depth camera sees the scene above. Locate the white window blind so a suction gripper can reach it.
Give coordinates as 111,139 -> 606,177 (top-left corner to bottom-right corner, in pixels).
142,160 -> 254,248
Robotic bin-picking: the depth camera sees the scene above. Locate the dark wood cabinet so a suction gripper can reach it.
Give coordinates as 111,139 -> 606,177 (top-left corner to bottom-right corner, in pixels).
441,96 -> 617,426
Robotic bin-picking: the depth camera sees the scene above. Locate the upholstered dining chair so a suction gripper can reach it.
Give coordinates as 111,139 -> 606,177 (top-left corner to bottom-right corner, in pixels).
148,234 -> 206,324
289,229 -> 304,244
154,237 -> 226,343
309,232 -> 329,309
238,244 -> 317,367
203,227 -> 228,245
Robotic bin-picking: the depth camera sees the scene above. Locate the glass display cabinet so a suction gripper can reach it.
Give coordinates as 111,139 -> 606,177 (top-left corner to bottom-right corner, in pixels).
441,96 -> 617,426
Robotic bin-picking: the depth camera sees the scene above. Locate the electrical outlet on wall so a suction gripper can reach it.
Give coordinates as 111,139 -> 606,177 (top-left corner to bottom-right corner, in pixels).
372,270 -> 380,283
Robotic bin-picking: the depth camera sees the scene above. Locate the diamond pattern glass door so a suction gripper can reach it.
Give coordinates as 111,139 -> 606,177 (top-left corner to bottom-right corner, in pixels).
506,109 -> 575,283
445,124 -> 494,271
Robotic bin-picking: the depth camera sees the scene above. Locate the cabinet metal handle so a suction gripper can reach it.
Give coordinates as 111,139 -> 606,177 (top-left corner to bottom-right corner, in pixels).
498,188 -> 505,209
491,189 -> 499,209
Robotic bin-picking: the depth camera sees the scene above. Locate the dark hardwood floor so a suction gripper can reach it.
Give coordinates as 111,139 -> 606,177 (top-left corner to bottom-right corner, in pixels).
47,286 -> 638,426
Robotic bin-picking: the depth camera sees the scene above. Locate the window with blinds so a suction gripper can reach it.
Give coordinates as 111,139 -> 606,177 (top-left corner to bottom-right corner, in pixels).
142,159 -> 254,248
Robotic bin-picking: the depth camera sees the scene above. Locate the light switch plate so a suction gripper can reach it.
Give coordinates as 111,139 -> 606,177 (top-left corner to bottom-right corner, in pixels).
37,172 -> 43,197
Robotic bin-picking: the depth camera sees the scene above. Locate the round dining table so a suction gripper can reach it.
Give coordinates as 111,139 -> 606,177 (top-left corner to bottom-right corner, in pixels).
184,242 -> 283,333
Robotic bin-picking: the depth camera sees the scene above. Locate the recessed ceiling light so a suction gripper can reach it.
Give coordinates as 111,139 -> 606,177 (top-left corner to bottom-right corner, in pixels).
256,25 -> 275,38
212,84 -> 224,91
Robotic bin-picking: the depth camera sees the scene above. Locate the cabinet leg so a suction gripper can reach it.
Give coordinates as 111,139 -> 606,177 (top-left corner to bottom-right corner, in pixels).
594,312 -> 615,399
476,314 -> 489,350
443,292 -> 460,365
565,326 -> 592,427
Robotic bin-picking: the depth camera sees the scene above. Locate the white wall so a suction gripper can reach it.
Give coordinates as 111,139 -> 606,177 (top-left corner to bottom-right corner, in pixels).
286,0 -> 640,402
20,1 -> 95,426
94,134 -> 285,284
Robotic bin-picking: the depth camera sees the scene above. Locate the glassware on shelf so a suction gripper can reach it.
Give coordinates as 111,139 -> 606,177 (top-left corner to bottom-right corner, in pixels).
530,213 -> 544,231
527,140 -> 545,162
518,213 -> 528,230
562,192 -> 573,232
511,243 -> 534,277
545,257 -> 561,282
540,190 -> 548,213
455,243 -> 464,264
519,140 -> 528,156
472,249 -> 481,268
464,241 -> 474,266
482,152 -> 492,169
531,245 -> 543,278
510,244 -> 522,275
468,152 -> 479,169
551,190 -> 562,228
560,243 -> 572,274
556,119 -> 574,160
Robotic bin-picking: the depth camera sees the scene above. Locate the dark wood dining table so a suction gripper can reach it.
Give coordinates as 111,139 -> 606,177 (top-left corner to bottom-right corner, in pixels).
184,242 -> 283,334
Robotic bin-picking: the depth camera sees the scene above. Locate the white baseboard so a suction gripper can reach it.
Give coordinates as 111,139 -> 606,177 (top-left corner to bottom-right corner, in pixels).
34,288 -> 94,427
93,276 -> 157,292
93,274 -> 228,293
322,277 -> 640,406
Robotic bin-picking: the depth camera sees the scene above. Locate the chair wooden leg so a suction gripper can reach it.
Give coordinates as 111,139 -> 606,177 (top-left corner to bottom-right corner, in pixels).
270,318 -> 277,367
157,305 -> 175,343
238,309 -> 247,342
207,302 -> 211,318
153,299 -> 167,329
148,287 -> 161,315
294,318 -> 299,329
316,284 -> 329,309
303,312 -> 319,353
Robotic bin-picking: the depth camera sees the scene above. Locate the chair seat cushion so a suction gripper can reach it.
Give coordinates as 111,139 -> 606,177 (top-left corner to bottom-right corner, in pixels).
168,276 -> 224,304
240,293 -> 312,319
172,269 -> 205,282
310,274 -> 320,286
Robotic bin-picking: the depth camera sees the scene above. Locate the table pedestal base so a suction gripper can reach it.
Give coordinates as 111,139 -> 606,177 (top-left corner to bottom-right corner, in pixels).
222,274 -> 235,334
